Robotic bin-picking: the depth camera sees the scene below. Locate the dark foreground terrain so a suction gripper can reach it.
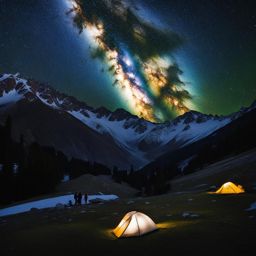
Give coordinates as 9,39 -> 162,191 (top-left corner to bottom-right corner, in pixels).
0,191 -> 255,256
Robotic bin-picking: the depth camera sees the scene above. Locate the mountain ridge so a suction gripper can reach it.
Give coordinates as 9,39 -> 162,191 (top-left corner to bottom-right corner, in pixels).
1,73 -> 255,169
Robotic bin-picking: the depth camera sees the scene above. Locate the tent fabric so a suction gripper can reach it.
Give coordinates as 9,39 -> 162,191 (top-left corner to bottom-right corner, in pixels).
113,211 -> 157,238
211,182 -> 245,194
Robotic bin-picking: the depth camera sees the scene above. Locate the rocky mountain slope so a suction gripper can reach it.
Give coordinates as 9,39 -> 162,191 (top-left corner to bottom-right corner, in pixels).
0,73 -> 255,169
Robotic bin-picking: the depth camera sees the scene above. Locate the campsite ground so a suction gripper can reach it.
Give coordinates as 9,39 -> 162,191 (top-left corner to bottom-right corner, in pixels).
1,149 -> 256,255
0,191 -> 255,256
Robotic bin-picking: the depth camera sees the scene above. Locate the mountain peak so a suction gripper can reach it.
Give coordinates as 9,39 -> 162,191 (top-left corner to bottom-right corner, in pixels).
109,108 -> 136,121
1,73 -> 255,169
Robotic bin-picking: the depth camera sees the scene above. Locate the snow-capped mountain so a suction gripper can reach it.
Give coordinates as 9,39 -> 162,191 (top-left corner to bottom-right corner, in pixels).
0,73 -> 255,169
141,100 -> 256,175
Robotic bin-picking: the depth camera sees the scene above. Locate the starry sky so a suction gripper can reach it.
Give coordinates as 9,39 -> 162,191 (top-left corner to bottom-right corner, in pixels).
0,0 -> 255,122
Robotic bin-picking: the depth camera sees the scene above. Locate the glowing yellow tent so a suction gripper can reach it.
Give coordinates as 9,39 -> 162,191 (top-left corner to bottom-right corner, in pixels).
212,182 -> 245,194
113,211 -> 158,238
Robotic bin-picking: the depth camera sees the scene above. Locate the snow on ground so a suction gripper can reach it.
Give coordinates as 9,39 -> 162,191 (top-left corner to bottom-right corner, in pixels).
0,73 -> 13,81
0,73 -> 31,92
68,109 -> 152,160
0,89 -> 23,105
68,109 -> 230,160
0,194 -> 118,217
178,119 -> 230,147
0,73 -> 32,106
61,174 -> 70,182
36,92 -> 59,109
178,155 -> 197,172
246,202 -> 256,211
68,110 -> 152,146
142,117 -> 230,148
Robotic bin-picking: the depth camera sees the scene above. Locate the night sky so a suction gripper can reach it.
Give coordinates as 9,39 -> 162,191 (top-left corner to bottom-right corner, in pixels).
0,0 -> 255,121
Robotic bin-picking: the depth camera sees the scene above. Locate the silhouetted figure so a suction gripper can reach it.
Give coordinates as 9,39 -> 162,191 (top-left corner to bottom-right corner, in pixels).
78,192 -> 82,205
84,193 -> 88,204
74,192 -> 78,206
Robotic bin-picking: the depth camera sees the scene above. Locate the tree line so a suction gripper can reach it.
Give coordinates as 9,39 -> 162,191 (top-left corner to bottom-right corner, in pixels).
111,165 -> 171,196
0,116 -> 110,205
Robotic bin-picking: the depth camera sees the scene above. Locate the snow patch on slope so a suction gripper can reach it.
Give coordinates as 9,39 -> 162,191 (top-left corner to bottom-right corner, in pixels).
36,92 -> 59,109
0,194 -> 118,217
246,202 -> 256,211
0,89 -> 23,105
0,73 -> 31,103
178,155 -> 197,172
68,108 -> 231,161
181,119 -> 231,146
0,73 -> 245,163
143,118 -> 231,147
0,74 -> 13,82
0,73 -> 31,92
68,110 -> 153,152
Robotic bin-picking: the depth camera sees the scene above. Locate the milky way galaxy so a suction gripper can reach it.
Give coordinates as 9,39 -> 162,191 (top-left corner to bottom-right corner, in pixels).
67,0 -> 192,122
1,0 -> 255,121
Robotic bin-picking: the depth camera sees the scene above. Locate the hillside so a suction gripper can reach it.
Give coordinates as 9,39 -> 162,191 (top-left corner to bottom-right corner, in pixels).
56,174 -> 139,198
170,148 -> 256,192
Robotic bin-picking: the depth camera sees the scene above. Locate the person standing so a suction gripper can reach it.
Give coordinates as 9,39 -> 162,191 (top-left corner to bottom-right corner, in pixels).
78,192 -> 82,205
84,193 -> 88,204
74,192 -> 78,206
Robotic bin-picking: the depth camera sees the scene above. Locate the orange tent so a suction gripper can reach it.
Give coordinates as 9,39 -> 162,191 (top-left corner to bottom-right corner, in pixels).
210,182 -> 245,194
